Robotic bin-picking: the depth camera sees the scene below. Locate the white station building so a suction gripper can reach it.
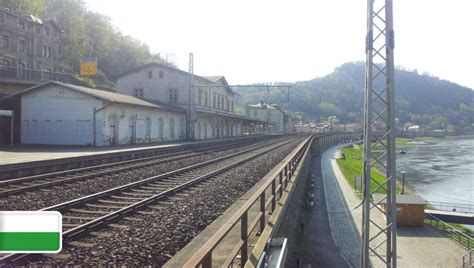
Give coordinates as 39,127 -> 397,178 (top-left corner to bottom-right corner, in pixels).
1,77 -> 271,146
4,81 -> 186,146
116,62 -> 263,140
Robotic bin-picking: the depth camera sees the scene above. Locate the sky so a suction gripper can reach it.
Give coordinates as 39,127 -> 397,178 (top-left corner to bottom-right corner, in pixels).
84,0 -> 474,89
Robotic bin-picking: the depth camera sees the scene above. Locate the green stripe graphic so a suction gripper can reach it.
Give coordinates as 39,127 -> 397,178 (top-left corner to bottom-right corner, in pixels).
0,232 -> 60,251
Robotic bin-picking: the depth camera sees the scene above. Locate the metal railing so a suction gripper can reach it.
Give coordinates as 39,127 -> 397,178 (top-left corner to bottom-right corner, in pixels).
424,213 -> 473,250
427,200 -> 474,214
0,65 -> 82,85
462,250 -> 473,268
183,136 -> 312,267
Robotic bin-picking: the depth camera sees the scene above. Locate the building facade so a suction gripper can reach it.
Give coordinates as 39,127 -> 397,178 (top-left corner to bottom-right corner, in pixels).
0,9 -> 63,74
246,101 -> 291,134
117,62 -> 260,140
5,81 -> 186,146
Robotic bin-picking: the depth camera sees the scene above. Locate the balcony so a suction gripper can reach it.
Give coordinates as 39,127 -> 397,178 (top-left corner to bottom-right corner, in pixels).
0,65 -> 84,86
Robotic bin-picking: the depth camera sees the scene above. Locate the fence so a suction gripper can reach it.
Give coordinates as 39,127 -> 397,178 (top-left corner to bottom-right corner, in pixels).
462,250 -> 473,268
424,213 -> 472,249
0,65 -> 81,85
183,136 -> 313,267
427,200 -> 474,214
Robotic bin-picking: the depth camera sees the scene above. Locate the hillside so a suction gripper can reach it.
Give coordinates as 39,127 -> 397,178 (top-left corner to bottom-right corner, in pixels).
1,0 -> 172,87
237,62 -> 474,130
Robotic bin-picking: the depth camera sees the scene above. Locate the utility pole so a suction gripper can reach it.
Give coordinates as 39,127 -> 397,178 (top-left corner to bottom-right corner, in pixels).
187,53 -> 195,140
361,0 -> 397,267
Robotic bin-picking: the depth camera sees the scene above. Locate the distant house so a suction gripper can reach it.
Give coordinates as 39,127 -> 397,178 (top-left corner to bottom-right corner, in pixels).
246,101 -> 292,135
407,125 -> 421,132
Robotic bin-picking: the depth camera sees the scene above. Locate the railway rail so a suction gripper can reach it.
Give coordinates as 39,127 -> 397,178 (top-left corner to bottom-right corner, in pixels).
0,137 -> 278,197
0,136 -> 303,266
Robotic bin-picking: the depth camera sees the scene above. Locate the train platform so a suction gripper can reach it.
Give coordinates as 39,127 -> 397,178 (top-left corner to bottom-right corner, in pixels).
0,143 -> 182,166
0,137 -> 258,166
321,145 -> 467,267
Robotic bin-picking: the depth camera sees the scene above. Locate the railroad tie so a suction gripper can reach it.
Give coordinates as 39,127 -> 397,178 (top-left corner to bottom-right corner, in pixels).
109,195 -> 142,201
62,215 -> 96,221
85,203 -> 124,210
62,223 -> 82,228
90,232 -> 114,238
121,191 -> 153,197
137,210 -> 160,215
99,198 -> 136,205
140,185 -> 163,191
107,223 -> 130,229
123,216 -> 144,221
69,208 -> 110,215
68,241 -> 95,248
130,188 -> 154,193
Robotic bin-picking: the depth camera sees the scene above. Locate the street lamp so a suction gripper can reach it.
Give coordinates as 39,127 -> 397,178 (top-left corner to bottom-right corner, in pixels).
401,171 -> 406,195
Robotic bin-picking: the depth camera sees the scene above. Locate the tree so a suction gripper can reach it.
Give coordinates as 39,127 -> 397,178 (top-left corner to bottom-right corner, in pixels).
0,0 -> 44,17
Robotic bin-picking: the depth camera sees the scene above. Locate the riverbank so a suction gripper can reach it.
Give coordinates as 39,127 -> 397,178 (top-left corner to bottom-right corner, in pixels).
336,145 -> 405,195
337,139 -> 473,236
322,146 -> 466,267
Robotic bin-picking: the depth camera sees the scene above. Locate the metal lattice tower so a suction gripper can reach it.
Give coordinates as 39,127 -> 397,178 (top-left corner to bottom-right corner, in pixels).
361,0 -> 397,267
187,53 -> 196,140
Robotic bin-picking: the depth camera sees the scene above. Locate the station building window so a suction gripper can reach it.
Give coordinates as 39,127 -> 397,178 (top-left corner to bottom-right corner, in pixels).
168,88 -> 178,104
18,39 -> 25,52
133,88 -> 144,98
169,118 -> 175,140
18,20 -> 25,30
158,118 -> 164,140
1,35 -> 9,49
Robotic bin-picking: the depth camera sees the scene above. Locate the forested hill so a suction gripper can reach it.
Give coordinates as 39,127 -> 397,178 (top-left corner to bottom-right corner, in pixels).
1,0 -> 172,86
237,62 -> 473,130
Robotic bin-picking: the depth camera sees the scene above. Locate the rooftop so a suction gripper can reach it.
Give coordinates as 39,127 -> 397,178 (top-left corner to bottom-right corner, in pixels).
1,81 -> 171,110
373,194 -> 426,205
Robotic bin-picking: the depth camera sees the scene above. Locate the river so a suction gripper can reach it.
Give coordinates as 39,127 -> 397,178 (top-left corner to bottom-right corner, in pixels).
397,137 -> 474,229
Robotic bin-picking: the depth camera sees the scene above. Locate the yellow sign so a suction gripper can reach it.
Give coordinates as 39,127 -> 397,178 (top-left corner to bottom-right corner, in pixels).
80,58 -> 97,76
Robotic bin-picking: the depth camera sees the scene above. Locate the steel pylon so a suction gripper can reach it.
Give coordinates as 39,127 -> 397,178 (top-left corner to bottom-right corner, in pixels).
361,0 -> 397,267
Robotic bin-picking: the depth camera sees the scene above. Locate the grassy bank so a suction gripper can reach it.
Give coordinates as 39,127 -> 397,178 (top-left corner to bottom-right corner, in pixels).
336,145 -> 400,195
337,144 -> 473,246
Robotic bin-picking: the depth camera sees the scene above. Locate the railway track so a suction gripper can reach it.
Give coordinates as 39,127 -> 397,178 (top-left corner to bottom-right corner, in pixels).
0,137 -> 302,265
0,137 -> 278,197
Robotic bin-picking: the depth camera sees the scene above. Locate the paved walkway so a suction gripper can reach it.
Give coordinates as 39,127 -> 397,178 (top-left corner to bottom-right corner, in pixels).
0,143 -> 182,165
288,155 -> 350,267
321,145 -> 467,267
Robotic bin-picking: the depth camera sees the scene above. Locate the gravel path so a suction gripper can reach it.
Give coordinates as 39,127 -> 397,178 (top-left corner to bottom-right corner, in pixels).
15,139 -> 303,266
321,145 -> 467,267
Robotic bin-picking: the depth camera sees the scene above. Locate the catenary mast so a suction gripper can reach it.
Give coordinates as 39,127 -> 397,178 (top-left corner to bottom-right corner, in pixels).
361,0 -> 397,267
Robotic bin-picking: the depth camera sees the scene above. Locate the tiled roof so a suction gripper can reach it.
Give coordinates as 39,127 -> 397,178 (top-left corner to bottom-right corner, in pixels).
373,194 -> 425,205
2,81 -> 172,110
